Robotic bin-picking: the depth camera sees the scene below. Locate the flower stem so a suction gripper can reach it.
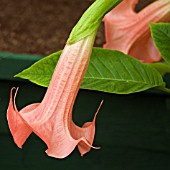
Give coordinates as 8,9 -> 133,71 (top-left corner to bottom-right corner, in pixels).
67,0 -> 122,44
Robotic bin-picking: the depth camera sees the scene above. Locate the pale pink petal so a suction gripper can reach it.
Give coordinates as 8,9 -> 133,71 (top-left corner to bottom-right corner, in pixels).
7,34 -> 99,159
7,88 -> 39,148
129,32 -> 161,62
104,0 -> 139,22
70,101 -> 103,156
104,0 -> 170,63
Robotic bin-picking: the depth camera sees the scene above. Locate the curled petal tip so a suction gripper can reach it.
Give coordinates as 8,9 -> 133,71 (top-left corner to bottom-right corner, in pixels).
78,137 -> 101,157
93,100 -> 104,122
7,88 -> 35,148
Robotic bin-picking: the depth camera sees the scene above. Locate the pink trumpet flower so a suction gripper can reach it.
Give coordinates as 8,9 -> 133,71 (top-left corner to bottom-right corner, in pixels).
103,0 -> 170,63
7,33 -> 102,159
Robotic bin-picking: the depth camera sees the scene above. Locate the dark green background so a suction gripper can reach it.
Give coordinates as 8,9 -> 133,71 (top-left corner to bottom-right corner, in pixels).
1,53 -> 170,170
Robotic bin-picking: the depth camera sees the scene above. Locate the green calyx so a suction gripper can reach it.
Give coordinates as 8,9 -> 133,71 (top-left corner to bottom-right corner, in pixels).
67,0 -> 122,45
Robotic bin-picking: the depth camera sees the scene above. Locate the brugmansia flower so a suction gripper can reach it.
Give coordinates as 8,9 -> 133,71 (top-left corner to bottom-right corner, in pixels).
7,34 -> 102,159
103,0 -> 170,63
7,0 -> 122,159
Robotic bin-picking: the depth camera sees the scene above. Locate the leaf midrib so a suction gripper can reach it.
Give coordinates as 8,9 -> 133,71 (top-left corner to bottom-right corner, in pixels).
82,77 -> 162,86
19,72 -> 162,86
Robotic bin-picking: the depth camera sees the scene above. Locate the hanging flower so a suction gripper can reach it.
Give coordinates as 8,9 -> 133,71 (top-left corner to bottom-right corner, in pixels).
103,0 -> 170,63
7,0 -> 122,159
7,33 -> 103,159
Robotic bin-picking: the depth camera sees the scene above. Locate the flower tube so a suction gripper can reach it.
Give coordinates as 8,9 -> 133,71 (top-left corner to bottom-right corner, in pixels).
8,33 -> 100,158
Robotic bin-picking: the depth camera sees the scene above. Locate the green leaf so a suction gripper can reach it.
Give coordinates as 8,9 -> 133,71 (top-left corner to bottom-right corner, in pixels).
16,48 -> 164,94
15,51 -> 62,87
149,62 -> 170,76
67,0 -> 122,44
81,48 -> 164,94
150,23 -> 170,65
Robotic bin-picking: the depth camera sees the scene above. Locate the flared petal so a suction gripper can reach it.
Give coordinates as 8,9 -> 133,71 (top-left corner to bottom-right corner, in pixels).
7,88 -> 34,148
104,0 -> 170,63
129,31 -> 161,62
70,101 -> 103,156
